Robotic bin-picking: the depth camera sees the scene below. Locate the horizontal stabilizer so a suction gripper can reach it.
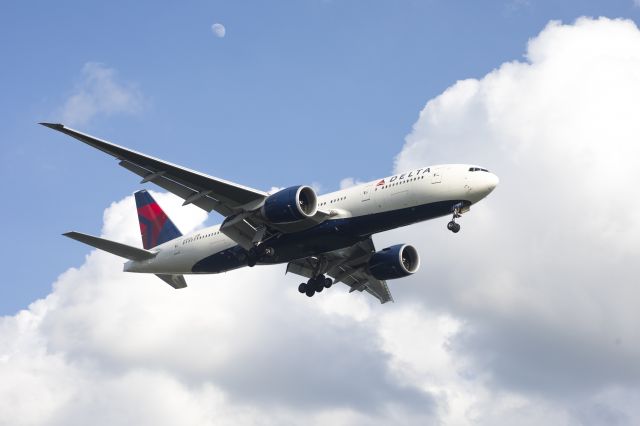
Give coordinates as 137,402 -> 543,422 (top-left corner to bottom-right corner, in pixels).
155,274 -> 187,289
63,231 -> 156,261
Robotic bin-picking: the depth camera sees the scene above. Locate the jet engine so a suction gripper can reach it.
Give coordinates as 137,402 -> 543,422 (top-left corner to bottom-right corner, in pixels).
261,185 -> 318,224
368,244 -> 420,280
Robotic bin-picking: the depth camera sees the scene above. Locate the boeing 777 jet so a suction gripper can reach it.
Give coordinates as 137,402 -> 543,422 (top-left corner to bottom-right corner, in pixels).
41,123 -> 498,303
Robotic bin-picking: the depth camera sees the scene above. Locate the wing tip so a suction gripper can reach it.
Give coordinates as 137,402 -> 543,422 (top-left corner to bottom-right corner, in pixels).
39,122 -> 65,130
62,231 -> 86,242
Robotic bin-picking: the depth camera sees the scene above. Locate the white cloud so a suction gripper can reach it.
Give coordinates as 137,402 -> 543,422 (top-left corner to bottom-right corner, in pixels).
0,192 -> 442,425
211,23 -> 226,38
339,177 -> 364,189
5,16 -> 640,426
58,62 -> 145,126
394,15 -> 640,418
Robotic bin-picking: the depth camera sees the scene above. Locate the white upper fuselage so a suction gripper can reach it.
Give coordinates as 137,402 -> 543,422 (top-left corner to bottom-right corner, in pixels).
125,164 -> 498,275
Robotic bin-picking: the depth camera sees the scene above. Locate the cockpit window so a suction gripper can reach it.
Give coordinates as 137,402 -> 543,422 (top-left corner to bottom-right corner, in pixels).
468,167 -> 490,172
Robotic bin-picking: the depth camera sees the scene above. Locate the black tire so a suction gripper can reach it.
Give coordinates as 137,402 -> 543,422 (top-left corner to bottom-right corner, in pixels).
247,257 -> 256,267
324,278 -> 333,288
298,283 -> 307,293
305,288 -> 315,297
314,278 -> 324,292
452,223 -> 461,233
447,221 -> 455,231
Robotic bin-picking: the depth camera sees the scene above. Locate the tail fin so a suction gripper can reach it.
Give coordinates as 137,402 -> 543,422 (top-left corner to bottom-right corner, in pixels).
134,190 -> 182,249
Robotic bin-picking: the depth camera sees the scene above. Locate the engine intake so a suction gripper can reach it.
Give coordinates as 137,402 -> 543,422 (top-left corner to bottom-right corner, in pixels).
368,244 -> 420,280
261,185 -> 318,224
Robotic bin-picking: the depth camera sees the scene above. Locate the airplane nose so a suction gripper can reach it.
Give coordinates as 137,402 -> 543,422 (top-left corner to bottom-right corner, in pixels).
489,173 -> 499,188
487,173 -> 499,192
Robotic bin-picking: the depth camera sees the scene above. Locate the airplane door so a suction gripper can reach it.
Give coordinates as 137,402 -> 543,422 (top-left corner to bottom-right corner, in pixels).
362,185 -> 372,201
431,171 -> 442,184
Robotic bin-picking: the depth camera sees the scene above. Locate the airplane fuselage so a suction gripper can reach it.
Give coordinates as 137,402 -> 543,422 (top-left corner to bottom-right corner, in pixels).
125,164 -> 498,275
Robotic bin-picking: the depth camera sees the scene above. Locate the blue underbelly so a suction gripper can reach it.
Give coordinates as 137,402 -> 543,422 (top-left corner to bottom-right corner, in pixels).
191,200 -> 463,273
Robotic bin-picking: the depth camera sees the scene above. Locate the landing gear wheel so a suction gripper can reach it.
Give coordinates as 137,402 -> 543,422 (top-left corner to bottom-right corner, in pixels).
247,257 -> 257,267
311,276 -> 324,292
447,221 -> 461,233
301,269 -> 332,299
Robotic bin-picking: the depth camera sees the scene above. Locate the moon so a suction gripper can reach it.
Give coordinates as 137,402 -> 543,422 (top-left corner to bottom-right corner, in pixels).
211,23 -> 226,38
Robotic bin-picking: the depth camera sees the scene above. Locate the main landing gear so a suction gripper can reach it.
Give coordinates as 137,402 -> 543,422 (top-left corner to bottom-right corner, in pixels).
447,203 -> 463,234
298,275 -> 333,298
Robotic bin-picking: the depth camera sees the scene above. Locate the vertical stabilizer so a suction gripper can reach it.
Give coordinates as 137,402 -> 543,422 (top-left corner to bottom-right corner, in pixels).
134,190 -> 182,249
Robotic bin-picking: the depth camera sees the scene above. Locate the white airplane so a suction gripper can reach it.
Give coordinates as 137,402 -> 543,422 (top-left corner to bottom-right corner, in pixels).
41,123 -> 498,303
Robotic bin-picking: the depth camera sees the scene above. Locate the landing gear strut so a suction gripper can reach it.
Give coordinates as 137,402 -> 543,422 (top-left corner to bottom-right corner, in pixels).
447,203 -> 463,234
298,274 -> 333,298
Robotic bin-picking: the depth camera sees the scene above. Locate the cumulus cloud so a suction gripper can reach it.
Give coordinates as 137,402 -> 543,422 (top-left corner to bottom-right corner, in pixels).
211,23 -> 226,38
339,177 -> 365,190
58,62 -> 145,126
5,16 -> 640,426
393,15 -> 640,418
1,192 -> 441,425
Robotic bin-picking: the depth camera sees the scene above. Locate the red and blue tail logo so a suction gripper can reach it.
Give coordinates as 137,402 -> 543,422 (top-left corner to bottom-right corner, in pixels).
134,190 -> 182,249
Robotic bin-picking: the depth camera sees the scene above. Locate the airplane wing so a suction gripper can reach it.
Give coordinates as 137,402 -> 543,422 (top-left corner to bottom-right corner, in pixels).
286,237 -> 394,304
40,123 -> 268,216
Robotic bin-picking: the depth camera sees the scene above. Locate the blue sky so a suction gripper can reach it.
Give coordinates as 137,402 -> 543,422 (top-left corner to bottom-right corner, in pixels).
4,2 -> 640,424
1,0 -> 638,313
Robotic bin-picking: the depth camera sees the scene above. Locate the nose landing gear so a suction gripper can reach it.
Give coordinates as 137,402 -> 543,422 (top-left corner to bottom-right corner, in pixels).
447,203 -> 464,233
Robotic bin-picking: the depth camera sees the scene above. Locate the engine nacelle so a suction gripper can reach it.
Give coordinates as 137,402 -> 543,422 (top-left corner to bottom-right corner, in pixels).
368,244 -> 420,280
261,185 -> 318,224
